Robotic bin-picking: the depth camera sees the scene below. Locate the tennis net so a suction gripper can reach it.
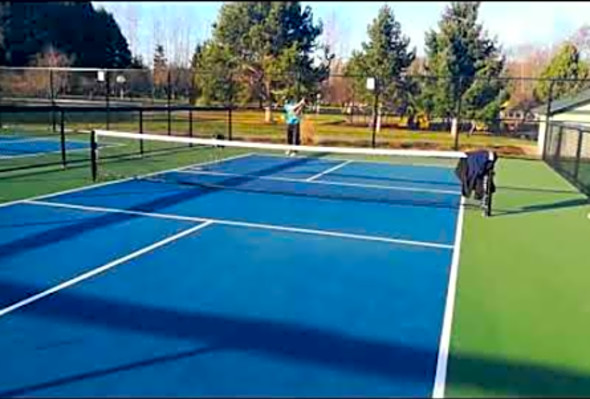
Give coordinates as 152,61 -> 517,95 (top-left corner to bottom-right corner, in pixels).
90,129 -> 495,215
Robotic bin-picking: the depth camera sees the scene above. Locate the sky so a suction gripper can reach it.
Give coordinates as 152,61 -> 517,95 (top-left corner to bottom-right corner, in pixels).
94,1 -> 590,65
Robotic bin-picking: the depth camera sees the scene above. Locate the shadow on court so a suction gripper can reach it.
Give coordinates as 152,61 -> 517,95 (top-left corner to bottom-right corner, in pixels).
493,197 -> 589,217
0,155 -> 325,262
0,278 -> 589,397
0,154 -> 462,262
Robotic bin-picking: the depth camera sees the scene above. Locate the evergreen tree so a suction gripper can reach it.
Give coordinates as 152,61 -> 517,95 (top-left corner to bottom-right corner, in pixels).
533,42 -> 589,103
194,2 -> 333,120
421,2 -> 507,128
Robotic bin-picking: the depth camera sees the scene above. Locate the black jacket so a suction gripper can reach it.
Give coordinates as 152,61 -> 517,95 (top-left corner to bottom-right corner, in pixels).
455,150 -> 497,199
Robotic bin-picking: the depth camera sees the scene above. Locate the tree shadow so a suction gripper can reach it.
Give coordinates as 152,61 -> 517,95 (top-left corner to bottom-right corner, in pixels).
0,155 -> 329,261
0,279 -> 589,397
321,171 -> 462,189
0,153 -> 466,261
1,345 -> 221,397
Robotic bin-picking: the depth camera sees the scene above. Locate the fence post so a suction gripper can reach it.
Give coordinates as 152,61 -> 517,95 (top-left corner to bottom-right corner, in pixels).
60,109 -> 66,168
90,130 -> 98,181
555,125 -> 564,167
50,69 -> 56,132
350,87 -> 355,125
189,108 -> 193,147
542,80 -> 555,159
167,68 -> 172,135
453,76 -> 463,151
295,68 -> 301,101
573,127 -> 584,179
139,108 -> 144,156
228,73 -> 233,140
106,71 -> 111,130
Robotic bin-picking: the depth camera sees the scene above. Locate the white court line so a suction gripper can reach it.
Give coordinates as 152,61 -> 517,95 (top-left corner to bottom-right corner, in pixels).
0,152 -> 254,209
258,151 -> 459,169
305,160 -> 352,182
26,199 -> 455,250
0,221 -> 214,319
432,196 -> 466,398
181,169 -> 461,196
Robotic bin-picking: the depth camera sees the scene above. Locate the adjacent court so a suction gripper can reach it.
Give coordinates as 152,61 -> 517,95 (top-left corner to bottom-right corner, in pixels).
0,152 -> 464,397
0,134 -> 90,158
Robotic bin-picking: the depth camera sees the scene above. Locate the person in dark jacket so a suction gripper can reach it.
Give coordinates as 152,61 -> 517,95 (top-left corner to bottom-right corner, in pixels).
455,150 -> 497,199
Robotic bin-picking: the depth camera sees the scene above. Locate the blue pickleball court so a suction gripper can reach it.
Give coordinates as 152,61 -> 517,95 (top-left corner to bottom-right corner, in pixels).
0,134 -> 90,158
0,152 -> 465,397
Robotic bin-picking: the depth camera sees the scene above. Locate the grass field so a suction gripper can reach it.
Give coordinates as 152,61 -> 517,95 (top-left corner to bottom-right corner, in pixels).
0,108 -> 537,155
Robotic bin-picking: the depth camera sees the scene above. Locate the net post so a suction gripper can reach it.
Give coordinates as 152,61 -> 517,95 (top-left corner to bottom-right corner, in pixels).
139,108 -> 144,156
482,151 -> 497,217
90,130 -> 98,182
484,169 -> 494,217
60,109 -> 66,169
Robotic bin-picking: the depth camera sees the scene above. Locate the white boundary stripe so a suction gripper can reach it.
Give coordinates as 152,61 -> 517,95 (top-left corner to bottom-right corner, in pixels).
0,221 -> 214,318
96,130 -> 468,159
242,150 -> 460,169
181,169 -> 461,196
306,160 -> 352,182
25,199 -> 455,250
432,196 -> 466,398
0,152 -> 254,209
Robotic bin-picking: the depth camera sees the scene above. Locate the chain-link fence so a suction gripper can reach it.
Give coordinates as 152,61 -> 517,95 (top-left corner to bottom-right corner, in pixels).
0,104 -> 230,174
543,121 -> 590,196
5,66 -> 590,164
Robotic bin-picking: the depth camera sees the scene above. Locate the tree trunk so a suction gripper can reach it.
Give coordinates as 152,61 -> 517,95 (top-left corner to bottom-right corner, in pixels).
264,81 -> 272,123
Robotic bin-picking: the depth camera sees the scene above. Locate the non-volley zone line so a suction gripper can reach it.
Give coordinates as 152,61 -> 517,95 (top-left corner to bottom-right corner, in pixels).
181,169 -> 462,196
24,199 -> 455,250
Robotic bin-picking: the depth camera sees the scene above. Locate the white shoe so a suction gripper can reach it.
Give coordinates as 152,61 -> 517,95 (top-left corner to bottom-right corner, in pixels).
289,151 -> 296,157
285,150 -> 290,155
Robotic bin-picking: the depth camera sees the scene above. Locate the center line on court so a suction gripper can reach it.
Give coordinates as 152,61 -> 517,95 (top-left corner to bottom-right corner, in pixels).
306,160 -> 352,182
